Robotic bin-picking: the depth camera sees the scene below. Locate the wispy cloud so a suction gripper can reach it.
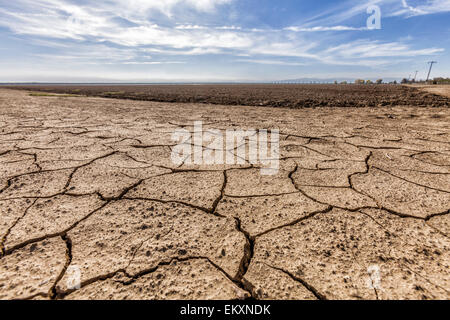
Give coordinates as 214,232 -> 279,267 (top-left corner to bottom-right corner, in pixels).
235,59 -> 306,66
298,0 -> 388,29
392,0 -> 450,16
324,39 -> 444,58
0,0 -> 312,59
284,26 -> 366,32
0,0 -> 447,81
106,61 -> 186,65
300,0 -> 450,30
215,26 -> 242,30
175,25 -> 208,30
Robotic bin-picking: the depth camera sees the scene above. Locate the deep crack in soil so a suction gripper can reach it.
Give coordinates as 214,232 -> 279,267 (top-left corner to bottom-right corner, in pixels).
0,87 -> 449,300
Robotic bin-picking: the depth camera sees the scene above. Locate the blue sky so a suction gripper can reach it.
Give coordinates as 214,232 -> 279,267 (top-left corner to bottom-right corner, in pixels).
0,0 -> 449,82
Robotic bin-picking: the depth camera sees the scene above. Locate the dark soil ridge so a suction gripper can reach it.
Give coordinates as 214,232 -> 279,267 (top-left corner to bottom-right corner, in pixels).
3,84 -> 449,108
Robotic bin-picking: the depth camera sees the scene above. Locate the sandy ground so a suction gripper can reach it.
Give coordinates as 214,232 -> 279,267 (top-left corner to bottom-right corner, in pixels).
413,84 -> 450,98
0,88 -> 449,300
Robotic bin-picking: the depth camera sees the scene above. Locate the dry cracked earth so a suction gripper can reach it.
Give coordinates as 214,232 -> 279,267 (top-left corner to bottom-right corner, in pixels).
0,88 -> 449,300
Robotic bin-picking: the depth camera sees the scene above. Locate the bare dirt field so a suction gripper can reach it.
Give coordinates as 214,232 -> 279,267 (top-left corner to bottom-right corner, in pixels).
5,83 -> 450,108
0,87 -> 449,300
409,84 -> 450,99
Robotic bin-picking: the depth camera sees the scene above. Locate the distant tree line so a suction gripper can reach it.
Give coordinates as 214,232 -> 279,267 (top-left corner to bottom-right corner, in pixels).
431,77 -> 450,84
401,77 -> 450,85
352,79 -> 384,84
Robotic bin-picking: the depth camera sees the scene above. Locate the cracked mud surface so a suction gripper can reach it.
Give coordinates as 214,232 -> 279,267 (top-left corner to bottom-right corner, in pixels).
0,88 -> 449,300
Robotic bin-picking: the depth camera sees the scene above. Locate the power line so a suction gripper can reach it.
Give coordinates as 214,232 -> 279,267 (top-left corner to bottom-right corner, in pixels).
426,61 -> 437,81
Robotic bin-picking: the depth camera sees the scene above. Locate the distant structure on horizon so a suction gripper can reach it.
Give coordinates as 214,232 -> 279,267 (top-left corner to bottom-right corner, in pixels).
426,61 -> 437,81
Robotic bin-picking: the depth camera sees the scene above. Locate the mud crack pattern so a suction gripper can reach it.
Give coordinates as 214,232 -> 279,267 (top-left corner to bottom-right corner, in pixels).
0,88 -> 449,300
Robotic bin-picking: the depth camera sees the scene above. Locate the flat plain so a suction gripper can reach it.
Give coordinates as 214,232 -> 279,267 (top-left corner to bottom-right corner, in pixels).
5,83 -> 450,108
0,85 -> 449,300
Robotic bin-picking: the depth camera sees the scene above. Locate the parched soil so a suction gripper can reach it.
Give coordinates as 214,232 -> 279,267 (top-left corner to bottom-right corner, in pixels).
0,88 -> 449,300
409,84 -> 450,99
3,84 -> 450,108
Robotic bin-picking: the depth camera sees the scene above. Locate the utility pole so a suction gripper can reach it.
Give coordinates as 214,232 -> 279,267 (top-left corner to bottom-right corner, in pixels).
413,71 -> 418,82
426,61 -> 437,81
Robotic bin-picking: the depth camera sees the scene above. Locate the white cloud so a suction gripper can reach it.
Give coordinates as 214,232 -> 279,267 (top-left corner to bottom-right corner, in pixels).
311,39 -> 443,67
142,47 -> 224,55
235,59 -> 306,66
324,39 -> 444,58
0,2 -> 253,49
393,0 -> 450,16
112,61 -> 186,65
0,0 -> 445,74
298,0 -> 389,29
0,0 -> 306,57
285,26 -> 366,32
175,25 -> 208,30
215,26 -> 242,30
98,0 -> 232,19
300,0 -> 450,30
